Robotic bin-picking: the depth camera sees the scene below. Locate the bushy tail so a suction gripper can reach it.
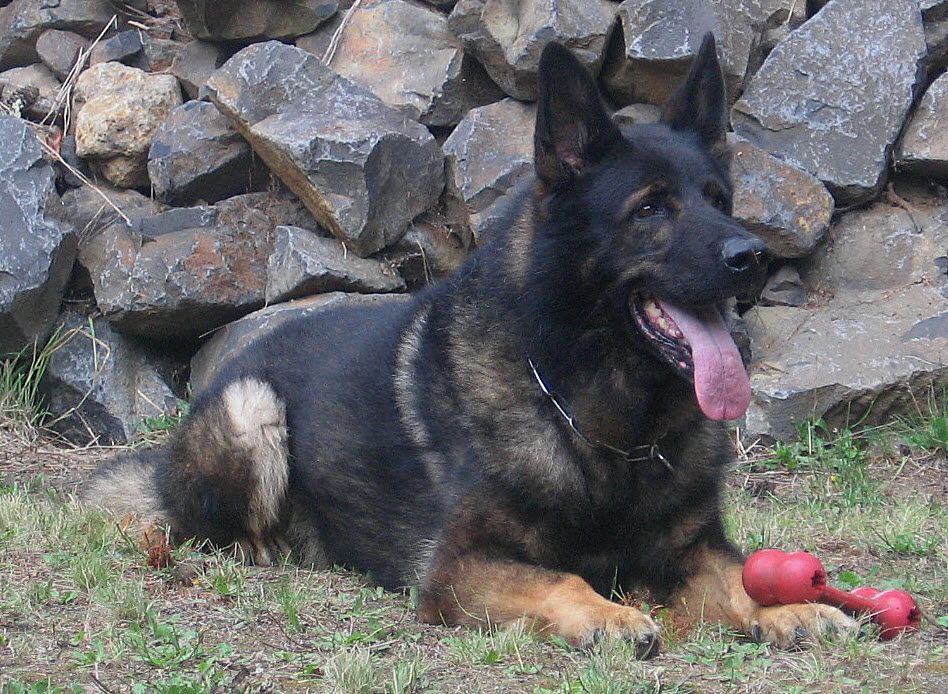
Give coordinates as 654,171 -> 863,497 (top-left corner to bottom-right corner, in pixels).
82,449 -> 167,519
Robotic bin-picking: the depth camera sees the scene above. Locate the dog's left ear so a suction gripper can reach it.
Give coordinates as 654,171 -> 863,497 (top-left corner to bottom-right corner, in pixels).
534,42 -> 623,191
661,33 -> 727,150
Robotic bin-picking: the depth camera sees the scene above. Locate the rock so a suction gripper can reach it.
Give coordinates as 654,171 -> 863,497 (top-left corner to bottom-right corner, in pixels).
922,1 -> 948,71
897,72 -> 948,180
442,97 -> 534,219
382,220 -> 473,289
728,134 -> 834,259
299,0 -> 502,127
731,0 -> 926,204
190,292 -> 410,395
206,41 -> 444,257
40,312 -> 180,445
79,196 -> 278,340
0,0 -> 115,70
169,39 -> 227,100
34,28 -> 88,80
602,0 -> 806,106
448,0 -> 617,101
759,265 -> 805,307
0,115 -> 77,356
612,103 -> 661,127
60,183 -> 165,238
265,225 -> 406,303
134,35 -> 185,73
174,0 -> 338,41
88,29 -> 143,66
73,62 -> 182,188
147,100 -> 264,206
0,62 -> 60,121
745,197 -> 948,442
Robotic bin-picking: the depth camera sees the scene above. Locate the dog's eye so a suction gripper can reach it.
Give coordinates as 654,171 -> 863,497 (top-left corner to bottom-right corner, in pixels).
633,203 -> 659,219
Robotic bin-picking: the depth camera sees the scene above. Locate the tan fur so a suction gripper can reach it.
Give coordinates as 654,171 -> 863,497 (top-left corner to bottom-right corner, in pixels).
419,559 -> 660,653
671,545 -> 856,648
221,378 -> 289,536
82,458 -> 164,518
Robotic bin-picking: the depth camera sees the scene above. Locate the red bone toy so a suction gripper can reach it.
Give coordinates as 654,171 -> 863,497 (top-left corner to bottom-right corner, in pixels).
742,549 -> 921,640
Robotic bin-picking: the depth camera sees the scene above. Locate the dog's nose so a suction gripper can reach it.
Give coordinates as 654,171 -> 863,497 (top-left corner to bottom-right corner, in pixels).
722,236 -> 768,273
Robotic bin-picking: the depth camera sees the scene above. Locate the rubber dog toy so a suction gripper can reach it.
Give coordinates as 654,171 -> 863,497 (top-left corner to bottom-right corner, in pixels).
742,549 -> 921,640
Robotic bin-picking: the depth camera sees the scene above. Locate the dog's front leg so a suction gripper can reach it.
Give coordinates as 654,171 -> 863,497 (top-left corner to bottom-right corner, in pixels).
671,544 -> 856,647
418,554 -> 660,656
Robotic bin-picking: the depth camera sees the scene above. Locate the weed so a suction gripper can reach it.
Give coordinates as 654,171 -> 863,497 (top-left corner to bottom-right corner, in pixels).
323,647 -> 379,694
0,328 -> 67,438
386,651 -> 429,694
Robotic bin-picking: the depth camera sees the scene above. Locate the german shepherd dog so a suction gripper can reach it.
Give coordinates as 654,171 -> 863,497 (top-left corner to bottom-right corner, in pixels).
85,36 -> 854,655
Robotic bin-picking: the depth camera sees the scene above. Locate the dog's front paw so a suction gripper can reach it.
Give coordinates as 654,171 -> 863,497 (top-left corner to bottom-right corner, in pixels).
749,603 -> 856,648
553,604 -> 661,657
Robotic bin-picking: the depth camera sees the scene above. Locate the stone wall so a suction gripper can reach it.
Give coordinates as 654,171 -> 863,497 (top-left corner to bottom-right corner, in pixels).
0,0 -> 945,443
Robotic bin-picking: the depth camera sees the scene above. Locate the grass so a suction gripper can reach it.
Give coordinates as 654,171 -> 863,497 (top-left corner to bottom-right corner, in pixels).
2,342 -> 948,691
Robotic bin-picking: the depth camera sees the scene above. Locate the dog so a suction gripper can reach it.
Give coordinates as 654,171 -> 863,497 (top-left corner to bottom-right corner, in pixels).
84,35 -> 854,656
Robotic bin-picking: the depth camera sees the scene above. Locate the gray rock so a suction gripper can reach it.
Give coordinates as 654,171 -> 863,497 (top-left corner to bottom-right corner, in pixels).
34,28 -> 87,80
602,0 -> 805,106
190,292 -> 410,396
443,97 -> 535,217
0,0 -> 115,70
169,39 -> 227,100
88,29 -> 143,66
897,71 -> 948,179
60,183 -> 165,239
382,220 -> 473,289
0,62 -> 60,121
206,41 -> 444,257
731,0 -> 926,204
79,196 -> 278,340
448,0 -> 617,101
922,1 -> 948,71
174,0 -> 338,41
758,265 -> 805,307
728,134 -> 834,259
612,103 -> 661,128
0,116 -> 77,356
301,0 -> 502,126
133,35 -> 185,73
266,225 -> 406,303
41,312 -> 180,445
745,196 -> 948,442
148,100 -> 263,206
73,62 -> 183,188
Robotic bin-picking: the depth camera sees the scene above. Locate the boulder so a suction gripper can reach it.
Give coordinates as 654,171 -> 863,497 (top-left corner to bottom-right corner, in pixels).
0,0 -> 115,70
266,225 -> 406,303
0,62 -> 60,121
728,135 -> 834,259
731,0 -> 926,204
133,35 -> 185,73
34,28 -> 87,80
79,196 -> 276,340
602,0 -> 805,106
745,192 -> 948,442
41,313 -> 180,445
442,97 -> 534,221
896,71 -> 948,180
298,0 -> 502,126
73,62 -> 182,188
169,39 -> 227,100
190,292 -> 410,395
88,29 -> 143,67
0,116 -> 77,357
174,0 -> 338,41
612,103 -> 661,128
447,0 -> 617,101
60,183 -> 166,239
147,100 -> 264,206
206,41 -> 444,257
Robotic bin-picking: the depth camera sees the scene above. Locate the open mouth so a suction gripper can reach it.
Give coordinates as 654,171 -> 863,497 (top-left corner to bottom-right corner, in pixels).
631,293 -> 752,422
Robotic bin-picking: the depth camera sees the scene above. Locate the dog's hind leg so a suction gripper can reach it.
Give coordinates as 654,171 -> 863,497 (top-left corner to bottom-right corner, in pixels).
165,377 -> 291,566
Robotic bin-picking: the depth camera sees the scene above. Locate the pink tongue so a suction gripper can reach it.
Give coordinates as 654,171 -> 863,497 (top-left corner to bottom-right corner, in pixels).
657,300 -> 751,421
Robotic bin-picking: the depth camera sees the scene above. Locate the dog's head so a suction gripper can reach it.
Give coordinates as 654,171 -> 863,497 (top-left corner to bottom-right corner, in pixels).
533,36 -> 768,421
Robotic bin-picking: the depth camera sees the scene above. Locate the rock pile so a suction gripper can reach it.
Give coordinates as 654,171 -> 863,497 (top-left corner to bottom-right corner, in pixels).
0,0 -> 945,444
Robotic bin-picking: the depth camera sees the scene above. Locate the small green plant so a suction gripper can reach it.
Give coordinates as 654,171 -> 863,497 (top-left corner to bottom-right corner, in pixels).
323,647 -> 379,694
0,328 -> 68,437
134,399 -> 190,447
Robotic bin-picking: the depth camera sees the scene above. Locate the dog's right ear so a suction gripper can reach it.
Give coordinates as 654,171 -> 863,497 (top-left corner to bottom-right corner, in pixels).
534,42 -> 623,191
